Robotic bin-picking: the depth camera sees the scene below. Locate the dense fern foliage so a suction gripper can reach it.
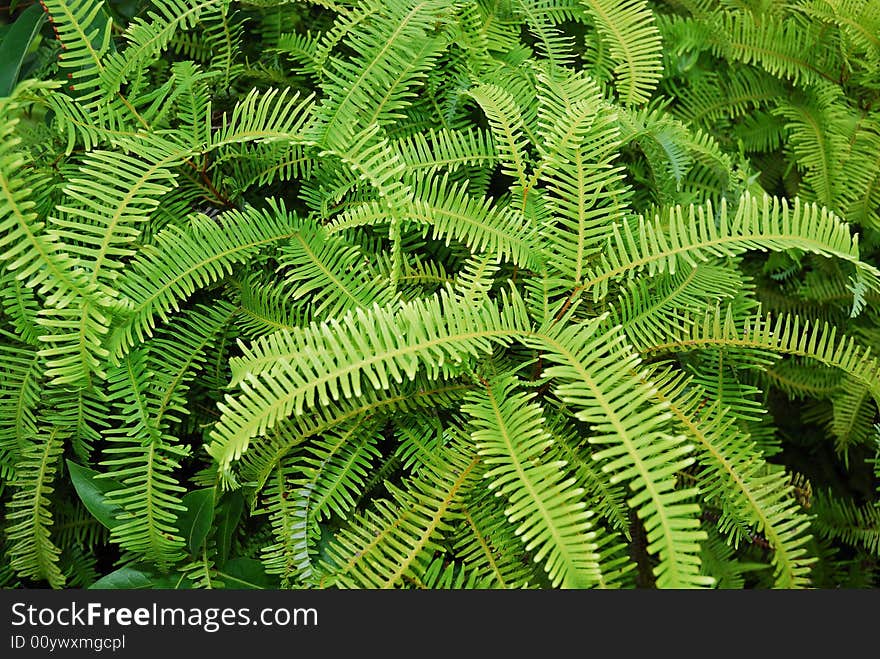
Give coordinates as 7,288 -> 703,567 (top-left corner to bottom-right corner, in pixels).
1,0 -> 878,590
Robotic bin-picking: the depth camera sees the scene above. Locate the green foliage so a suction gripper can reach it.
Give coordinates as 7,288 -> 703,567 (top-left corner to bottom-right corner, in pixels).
1,0 -> 878,589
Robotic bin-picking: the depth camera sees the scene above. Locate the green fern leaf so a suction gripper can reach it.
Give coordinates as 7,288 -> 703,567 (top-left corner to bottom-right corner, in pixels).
463,376 -> 602,588
4,427 -> 66,588
109,202 -> 303,358
580,0 -> 663,104
525,317 -> 713,588
208,288 -> 529,480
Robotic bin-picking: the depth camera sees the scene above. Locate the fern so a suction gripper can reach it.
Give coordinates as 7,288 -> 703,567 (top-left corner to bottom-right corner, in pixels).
580,0 -> 663,105
4,427 -> 66,588
463,375 -> 601,588
208,288 -> 529,480
1,0 -> 878,591
100,350 -> 188,565
525,317 -> 714,588
108,202 -> 303,357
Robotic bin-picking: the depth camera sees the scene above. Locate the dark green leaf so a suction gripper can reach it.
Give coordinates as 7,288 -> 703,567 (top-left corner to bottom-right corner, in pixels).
66,460 -> 124,531
176,487 -> 216,556
214,491 -> 244,567
89,565 -> 189,589
0,4 -> 46,97
218,558 -> 278,589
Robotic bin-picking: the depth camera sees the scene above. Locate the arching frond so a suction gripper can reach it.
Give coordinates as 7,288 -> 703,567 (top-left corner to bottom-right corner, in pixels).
579,192 -> 879,302
99,0 -> 225,98
321,437 -> 480,588
463,375 -> 602,588
580,0 -> 663,104
235,378 -> 470,493
100,351 -> 188,565
0,98 -> 110,310
642,306 -> 880,406
465,82 -> 532,190
645,364 -> 815,588
4,427 -> 66,588
610,263 -> 746,351
278,224 -> 398,318
525,318 -> 713,588
109,202 -> 302,358
208,288 -> 530,481
307,0 -> 454,146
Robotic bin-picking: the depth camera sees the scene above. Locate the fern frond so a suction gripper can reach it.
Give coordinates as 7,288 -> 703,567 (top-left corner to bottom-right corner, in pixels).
395,126 -> 498,178
236,378 -> 470,493
202,7 -> 246,86
762,359 -> 844,400
208,288 -> 530,481
99,0 -> 224,98
645,364 -> 815,588
773,86 -> 851,209
146,301 -> 238,427
41,0 -> 113,101
466,82 -> 532,190
579,192 -> 879,302
258,462 -> 306,586
463,376 -> 602,588
330,173 -> 539,268
265,419 -> 385,583
278,223 -> 398,318
544,415 -> 630,535
533,67 -> 630,282
811,488 -> 880,555
842,118 -> 880,232
4,427 -> 66,588
580,0 -> 663,104
828,378 -> 877,458
321,439 -> 480,588
100,351 -> 188,565
454,485 -> 540,588
793,0 -> 880,73
525,318 -> 713,588
0,104 -> 110,310
36,139 -> 186,386
408,173 -> 539,267
209,87 -> 315,150
643,306 -> 880,406
515,0 -> 578,72
41,384 -> 108,461
615,101 -> 731,204
707,11 -> 839,86
0,271 -> 40,345
610,263 -> 746,351
452,253 -> 501,305
699,524 -> 764,589
414,555 -> 501,588
668,68 -> 785,129
393,415 -> 447,477
307,0 -> 381,77
229,274 -> 306,339
0,344 -> 41,478
108,201 -> 302,358
307,0 -> 454,146
295,418 -> 384,524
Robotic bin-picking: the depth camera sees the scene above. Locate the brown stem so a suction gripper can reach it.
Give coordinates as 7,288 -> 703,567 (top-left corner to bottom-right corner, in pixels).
553,284 -> 584,323
184,158 -> 234,208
